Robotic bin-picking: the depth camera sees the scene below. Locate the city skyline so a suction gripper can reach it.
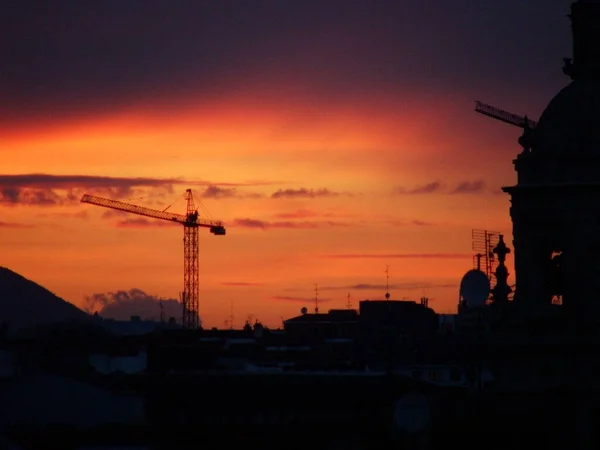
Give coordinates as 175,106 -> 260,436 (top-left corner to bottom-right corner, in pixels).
1,0 -> 573,327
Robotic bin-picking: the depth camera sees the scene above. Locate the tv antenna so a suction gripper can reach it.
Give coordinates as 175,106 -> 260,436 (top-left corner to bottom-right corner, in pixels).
226,300 -> 234,330
385,265 -> 391,299
346,292 -> 352,310
159,300 -> 165,323
314,283 -> 319,313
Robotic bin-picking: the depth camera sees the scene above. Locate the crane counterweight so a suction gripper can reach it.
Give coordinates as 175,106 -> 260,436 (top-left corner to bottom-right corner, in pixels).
81,189 -> 225,329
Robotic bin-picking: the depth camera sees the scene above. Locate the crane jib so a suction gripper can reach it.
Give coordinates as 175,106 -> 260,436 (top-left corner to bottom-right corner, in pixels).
80,193 -> 225,230
80,189 -> 225,331
474,101 -> 537,129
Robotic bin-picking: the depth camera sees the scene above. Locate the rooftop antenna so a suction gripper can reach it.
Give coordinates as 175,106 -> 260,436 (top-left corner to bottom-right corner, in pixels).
385,265 -> 391,299
159,300 -> 165,323
227,300 -> 234,330
346,292 -> 352,310
314,283 -> 319,313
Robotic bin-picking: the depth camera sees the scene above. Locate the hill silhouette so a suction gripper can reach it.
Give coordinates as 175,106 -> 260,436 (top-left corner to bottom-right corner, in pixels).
0,266 -> 89,331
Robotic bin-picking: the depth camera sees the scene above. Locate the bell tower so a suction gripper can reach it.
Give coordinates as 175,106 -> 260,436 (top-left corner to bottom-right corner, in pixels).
502,1 -> 600,319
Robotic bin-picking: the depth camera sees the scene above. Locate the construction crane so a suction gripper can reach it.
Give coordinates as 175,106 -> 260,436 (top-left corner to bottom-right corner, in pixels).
81,189 -> 225,330
474,101 -> 537,152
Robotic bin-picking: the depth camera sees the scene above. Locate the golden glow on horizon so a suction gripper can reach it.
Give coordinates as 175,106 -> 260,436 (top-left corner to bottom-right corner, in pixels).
1,92 -> 518,326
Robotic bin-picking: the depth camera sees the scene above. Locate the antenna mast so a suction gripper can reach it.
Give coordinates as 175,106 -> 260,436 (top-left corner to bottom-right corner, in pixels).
314,283 -> 319,313
385,265 -> 391,299
159,300 -> 165,323
347,292 -> 352,310
228,300 -> 234,330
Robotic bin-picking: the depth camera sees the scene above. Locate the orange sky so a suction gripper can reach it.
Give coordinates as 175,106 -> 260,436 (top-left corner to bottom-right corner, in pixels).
1,89 -> 524,327
0,0 -> 573,328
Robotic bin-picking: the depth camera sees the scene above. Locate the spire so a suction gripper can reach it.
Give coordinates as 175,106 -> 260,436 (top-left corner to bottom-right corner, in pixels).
491,235 -> 512,304
566,0 -> 600,80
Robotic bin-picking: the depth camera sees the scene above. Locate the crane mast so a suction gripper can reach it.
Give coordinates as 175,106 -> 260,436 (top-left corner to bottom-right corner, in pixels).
183,189 -> 200,330
81,189 -> 225,329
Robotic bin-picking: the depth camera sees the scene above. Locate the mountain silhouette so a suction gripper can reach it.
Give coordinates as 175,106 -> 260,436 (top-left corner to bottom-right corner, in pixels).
0,266 -> 88,332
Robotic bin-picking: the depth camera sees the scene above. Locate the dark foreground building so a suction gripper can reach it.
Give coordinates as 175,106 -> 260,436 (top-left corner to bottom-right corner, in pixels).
3,1 -> 600,449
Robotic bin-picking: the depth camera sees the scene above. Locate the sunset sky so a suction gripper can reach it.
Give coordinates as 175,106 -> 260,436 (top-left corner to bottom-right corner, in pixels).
1,0 -> 574,327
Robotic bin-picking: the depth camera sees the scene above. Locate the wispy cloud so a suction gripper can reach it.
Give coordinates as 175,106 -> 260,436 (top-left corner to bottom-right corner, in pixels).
272,208 -> 359,220
395,181 -> 442,195
233,218 -> 268,229
115,218 -> 179,228
394,180 -> 487,195
0,174 -> 176,206
387,219 -> 434,227
0,221 -> 34,228
233,218 -> 352,230
273,209 -> 319,219
201,185 -> 264,199
318,282 -> 456,291
0,174 -> 278,206
37,211 -> 89,219
271,188 -> 350,199
322,253 -> 471,259
271,295 -> 332,303
450,180 -> 486,194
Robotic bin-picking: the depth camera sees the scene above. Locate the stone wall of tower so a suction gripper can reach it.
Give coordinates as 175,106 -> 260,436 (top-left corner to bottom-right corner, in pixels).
506,184 -> 600,315
507,188 -> 556,307
570,1 -> 600,80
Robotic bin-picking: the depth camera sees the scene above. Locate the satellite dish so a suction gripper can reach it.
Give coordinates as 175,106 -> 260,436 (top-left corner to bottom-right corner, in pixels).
460,269 -> 490,307
300,306 -> 308,315
393,392 -> 431,434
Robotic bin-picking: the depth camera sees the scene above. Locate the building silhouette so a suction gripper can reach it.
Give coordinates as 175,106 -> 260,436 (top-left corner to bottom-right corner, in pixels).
503,0 -> 600,321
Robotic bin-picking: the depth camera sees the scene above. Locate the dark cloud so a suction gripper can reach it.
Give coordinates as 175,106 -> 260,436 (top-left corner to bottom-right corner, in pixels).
201,185 -> 264,199
221,282 -> 265,287
318,282 -> 456,291
0,174 -> 176,206
322,253 -> 471,259
1,1 -> 569,126
395,182 -> 442,195
0,174 -> 278,206
233,218 -> 351,230
393,180 -> 487,196
83,288 -> 190,323
202,185 -> 237,199
271,295 -> 332,303
233,218 -> 267,229
271,188 -> 344,199
411,220 -> 433,226
450,180 -> 486,194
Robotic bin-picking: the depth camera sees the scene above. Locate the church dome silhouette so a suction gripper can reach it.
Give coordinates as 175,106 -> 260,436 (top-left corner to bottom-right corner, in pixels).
533,80 -> 600,156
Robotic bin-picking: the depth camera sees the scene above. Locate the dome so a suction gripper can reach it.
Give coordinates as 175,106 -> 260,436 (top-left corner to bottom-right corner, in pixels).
533,80 -> 600,156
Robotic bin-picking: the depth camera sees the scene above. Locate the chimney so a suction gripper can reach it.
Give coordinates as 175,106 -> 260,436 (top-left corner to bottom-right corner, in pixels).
569,1 -> 600,79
